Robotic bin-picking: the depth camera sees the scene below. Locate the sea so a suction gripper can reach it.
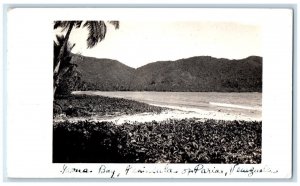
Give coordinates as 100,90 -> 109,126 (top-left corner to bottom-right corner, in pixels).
72,91 -> 262,121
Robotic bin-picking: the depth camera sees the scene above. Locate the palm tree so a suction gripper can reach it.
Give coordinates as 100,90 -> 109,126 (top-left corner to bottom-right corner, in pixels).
53,34 -> 78,95
53,34 -> 75,70
53,21 -> 119,96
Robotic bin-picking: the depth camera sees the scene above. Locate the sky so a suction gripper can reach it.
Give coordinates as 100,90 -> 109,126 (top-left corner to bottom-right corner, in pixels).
55,21 -> 261,68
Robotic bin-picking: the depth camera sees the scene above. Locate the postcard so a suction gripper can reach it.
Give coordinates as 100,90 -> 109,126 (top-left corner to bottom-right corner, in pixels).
5,7 -> 293,179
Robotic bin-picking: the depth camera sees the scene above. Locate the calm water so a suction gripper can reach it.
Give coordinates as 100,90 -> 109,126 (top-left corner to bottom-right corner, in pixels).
73,91 -> 262,117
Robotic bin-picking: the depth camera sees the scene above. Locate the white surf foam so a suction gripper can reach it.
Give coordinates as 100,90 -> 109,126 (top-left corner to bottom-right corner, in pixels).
209,102 -> 261,110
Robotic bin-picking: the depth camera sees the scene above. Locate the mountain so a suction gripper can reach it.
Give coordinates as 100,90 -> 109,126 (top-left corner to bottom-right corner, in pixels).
130,56 -> 262,92
70,54 -> 262,92
71,54 -> 135,91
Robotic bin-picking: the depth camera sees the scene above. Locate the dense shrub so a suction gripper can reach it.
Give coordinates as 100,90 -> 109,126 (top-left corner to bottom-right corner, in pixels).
53,95 -> 166,117
53,119 -> 261,163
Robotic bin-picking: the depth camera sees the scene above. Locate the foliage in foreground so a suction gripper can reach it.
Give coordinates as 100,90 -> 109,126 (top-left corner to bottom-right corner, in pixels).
53,94 -> 166,117
53,119 -> 261,164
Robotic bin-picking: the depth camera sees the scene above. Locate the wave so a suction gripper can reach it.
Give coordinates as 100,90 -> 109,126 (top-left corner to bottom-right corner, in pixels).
209,102 -> 261,110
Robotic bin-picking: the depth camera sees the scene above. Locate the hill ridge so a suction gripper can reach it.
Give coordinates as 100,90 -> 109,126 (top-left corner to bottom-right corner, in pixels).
69,54 -> 262,92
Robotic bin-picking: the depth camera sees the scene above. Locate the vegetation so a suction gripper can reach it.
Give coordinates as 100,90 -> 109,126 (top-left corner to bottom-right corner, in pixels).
69,55 -> 134,91
54,94 -> 166,117
53,21 -> 119,97
53,119 -> 261,163
52,20 -> 262,165
53,35 -> 86,96
69,54 -> 262,92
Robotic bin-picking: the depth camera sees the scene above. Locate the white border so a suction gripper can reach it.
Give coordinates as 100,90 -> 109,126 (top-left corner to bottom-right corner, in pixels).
4,6 -> 293,180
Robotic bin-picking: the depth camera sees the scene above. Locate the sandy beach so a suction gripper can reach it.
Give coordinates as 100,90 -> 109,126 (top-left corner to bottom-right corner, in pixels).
53,95 -> 262,164
54,103 -> 261,125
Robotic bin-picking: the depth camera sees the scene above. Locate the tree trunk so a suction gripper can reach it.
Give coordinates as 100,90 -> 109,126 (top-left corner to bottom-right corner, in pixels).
53,22 -> 74,97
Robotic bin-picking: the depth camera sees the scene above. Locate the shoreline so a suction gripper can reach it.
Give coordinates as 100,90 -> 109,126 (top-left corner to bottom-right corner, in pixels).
53,94 -> 262,163
54,94 -> 261,124
54,105 -> 261,125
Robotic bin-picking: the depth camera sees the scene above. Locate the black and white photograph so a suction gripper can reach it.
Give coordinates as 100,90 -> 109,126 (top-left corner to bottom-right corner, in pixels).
53,20 -> 262,164
5,7 -> 293,179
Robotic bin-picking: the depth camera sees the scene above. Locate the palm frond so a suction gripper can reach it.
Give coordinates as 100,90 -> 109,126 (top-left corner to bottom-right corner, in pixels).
61,22 -> 73,32
54,35 -> 71,52
68,43 -> 76,51
98,21 -> 107,40
54,21 -> 82,31
54,34 -> 74,66
56,20 -> 119,49
83,21 -> 107,48
108,21 -> 120,29
54,21 -> 70,30
54,21 -> 63,29
75,21 -> 83,28
55,35 -> 65,46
